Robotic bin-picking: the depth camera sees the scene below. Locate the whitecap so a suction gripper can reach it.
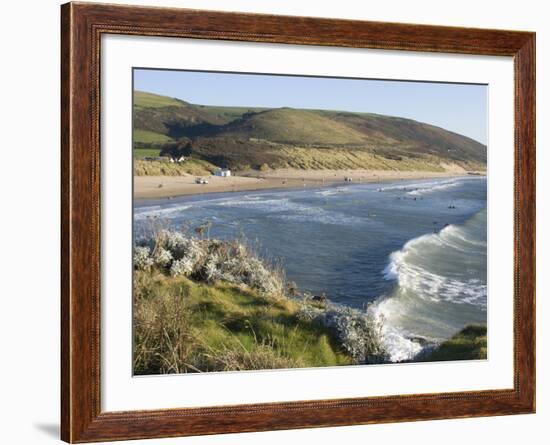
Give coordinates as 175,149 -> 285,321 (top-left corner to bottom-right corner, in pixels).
134,204 -> 192,221
382,226 -> 487,307
372,209 -> 487,361
377,177 -> 476,196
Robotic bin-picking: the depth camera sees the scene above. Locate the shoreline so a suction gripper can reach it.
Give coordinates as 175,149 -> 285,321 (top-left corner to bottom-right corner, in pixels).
133,173 -> 487,364
134,167 -> 486,200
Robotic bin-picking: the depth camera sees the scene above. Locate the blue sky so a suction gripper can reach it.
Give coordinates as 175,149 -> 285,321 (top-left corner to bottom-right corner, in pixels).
134,69 -> 487,144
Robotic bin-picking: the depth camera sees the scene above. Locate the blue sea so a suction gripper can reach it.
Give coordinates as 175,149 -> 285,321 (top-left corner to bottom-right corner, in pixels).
134,176 -> 487,361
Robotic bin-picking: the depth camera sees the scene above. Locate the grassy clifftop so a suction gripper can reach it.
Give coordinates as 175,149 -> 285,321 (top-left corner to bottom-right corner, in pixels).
423,325 -> 487,362
134,272 -> 352,374
133,229 -> 387,374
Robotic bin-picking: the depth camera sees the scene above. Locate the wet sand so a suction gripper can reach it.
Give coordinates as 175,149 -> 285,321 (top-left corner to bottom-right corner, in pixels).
134,167 -> 485,199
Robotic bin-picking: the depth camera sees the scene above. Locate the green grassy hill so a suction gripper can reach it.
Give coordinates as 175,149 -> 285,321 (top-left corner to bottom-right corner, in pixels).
134,91 -> 185,108
133,91 -> 230,140
324,111 -> 486,164
216,108 -> 370,145
133,129 -> 173,145
133,90 -> 487,172
194,104 -> 269,122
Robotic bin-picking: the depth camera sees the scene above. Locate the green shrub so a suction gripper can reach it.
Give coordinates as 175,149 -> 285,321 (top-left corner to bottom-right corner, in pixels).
423,325 -> 487,362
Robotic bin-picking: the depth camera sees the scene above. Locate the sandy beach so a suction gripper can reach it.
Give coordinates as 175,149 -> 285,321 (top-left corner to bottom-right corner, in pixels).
134,166 -> 485,199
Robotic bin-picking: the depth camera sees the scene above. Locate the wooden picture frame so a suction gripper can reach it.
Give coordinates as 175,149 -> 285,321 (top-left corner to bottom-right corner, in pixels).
61,2 -> 535,442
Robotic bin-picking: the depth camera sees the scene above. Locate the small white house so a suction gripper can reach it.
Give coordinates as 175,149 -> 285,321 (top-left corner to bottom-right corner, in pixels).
214,168 -> 231,177
168,156 -> 186,163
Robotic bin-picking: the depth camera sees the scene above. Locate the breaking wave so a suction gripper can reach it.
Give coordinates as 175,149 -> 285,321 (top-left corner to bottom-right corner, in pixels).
315,187 -> 350,196
372,209 -> 487,362
378,177 -> 477,196
216,196 -> 366,226
134,204 -> 192,221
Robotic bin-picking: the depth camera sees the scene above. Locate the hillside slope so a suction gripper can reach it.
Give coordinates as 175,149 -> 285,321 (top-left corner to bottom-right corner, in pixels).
133,90 -> 486,172
214,108 -> 370,145
324,111 -> 486,164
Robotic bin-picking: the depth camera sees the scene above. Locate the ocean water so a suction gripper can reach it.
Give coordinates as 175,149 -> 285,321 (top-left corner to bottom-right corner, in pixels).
134,176 -> 487,361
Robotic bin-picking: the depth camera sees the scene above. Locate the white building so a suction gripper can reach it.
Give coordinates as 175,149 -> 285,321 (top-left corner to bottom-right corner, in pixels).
214,168 -> 231,177
168,156 -> 186,163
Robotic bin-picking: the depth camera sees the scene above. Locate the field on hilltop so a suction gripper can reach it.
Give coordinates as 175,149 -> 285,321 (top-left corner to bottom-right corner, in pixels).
133,90 -> 487,173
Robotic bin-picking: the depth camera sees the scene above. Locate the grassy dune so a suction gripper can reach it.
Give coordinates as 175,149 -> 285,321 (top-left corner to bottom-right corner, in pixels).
134,159 -> 217,176
270,146 -> 448,171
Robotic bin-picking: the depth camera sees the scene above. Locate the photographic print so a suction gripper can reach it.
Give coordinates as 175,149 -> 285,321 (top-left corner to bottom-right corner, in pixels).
132,69 -> 488,375
61,5 -> 535,440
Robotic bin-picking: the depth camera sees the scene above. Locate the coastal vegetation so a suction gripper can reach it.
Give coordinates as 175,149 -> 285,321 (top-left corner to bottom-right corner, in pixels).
134,128 -> 173,146
133,228 -> 388,374
133,90 -> 487,174
422,325 -> 487,362
133,158 -> 217,176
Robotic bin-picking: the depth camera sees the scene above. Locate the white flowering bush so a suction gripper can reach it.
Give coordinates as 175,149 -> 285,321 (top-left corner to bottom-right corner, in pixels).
134,246 -> 154,271
297,302 -> 387,364
134,230 -> 284,297
239,257 -> 283,296
170,258 -> 195,277
153,247 -> 173,269
199,242 -> 284,296
204,253 -> 223,282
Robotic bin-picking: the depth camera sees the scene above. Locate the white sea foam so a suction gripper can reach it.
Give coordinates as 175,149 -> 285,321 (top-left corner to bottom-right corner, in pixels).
370,315 -> 424,362
134,205 -> 192,221
373,210 -> 487,362
382,226 -> 487,307
441,224 -> 487,248
276,211 -> 364,226
216,196 -> 366,226
315,187 -> 350,196
215,197 -> 291,210
377,178 -> 473,196
383,253 -> 487,306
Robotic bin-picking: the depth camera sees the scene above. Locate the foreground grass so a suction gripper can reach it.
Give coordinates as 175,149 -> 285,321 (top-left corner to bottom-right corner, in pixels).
133,271 -> 352,374
134,158 -> 217,176
423,325 -> 487,362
